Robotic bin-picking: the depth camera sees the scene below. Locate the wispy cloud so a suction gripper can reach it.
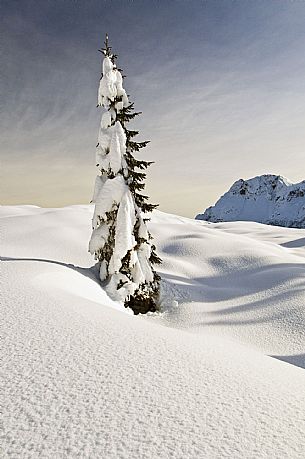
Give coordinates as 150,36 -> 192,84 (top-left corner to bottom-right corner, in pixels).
2,1 -> 305,216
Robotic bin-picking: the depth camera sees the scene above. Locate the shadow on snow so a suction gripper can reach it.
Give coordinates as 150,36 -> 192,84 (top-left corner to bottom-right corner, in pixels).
0,256 -> 99,283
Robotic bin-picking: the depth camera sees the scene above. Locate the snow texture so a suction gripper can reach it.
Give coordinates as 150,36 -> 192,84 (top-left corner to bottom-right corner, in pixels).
197,174 -> 305,228
96,122 -> 127,176
98,56 -> 128,109
91,175 -> 106,203
91,175 -> 127,229
1,205 -> 305,458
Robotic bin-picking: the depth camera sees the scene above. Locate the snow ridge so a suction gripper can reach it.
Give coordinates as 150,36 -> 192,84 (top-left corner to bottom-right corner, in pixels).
196,174 -> 305,227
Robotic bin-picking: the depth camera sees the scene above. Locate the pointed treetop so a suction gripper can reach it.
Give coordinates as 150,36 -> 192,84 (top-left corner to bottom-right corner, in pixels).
104,33 -> 110,52
98,33 -> 117,62
98,33 -> 111,56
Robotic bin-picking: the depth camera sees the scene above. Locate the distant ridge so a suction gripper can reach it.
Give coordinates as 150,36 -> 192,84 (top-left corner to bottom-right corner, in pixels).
196,174 -> 305,228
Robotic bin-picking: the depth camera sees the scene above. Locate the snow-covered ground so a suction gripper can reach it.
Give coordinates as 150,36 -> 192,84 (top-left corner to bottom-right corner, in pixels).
1,205 -> 305,458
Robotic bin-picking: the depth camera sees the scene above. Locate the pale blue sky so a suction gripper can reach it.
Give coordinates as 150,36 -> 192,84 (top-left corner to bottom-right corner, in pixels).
2,0 -> 305,216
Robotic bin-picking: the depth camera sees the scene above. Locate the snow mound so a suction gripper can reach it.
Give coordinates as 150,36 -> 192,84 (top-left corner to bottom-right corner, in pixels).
1,205 -> 305,458
196,174 -> 305,227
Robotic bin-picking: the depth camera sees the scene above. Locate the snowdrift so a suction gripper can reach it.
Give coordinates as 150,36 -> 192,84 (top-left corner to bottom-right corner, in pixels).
1,205 -> 305,458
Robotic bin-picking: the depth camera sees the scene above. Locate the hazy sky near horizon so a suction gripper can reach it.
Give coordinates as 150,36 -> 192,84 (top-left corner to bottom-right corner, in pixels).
2,0 -> 305,217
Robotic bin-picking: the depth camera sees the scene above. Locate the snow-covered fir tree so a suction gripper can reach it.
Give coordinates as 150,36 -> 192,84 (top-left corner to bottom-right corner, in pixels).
89,35 -> 161,314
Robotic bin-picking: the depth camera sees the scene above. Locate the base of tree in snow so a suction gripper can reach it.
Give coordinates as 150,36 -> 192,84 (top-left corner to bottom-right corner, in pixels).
125,290 -> 159,315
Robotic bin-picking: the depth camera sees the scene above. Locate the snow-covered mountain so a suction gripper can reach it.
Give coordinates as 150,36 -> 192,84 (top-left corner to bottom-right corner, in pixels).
196,174 -> 305,227
2,205 -> 305,457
